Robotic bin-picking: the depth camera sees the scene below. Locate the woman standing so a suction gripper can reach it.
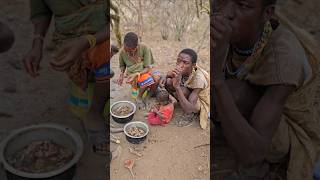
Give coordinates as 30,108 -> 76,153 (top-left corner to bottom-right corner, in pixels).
23,0 -> 109,154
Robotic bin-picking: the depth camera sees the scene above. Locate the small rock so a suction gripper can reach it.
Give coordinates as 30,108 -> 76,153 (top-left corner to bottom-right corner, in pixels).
198,165 -> 203,171
200,152 -> 206,157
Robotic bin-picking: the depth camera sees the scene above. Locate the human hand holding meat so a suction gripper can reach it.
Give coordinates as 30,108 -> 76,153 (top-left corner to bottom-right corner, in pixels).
171,66 -> 183,90
117,72 -> 124,86
125,72 -> 140,83
50,37 -> 89,71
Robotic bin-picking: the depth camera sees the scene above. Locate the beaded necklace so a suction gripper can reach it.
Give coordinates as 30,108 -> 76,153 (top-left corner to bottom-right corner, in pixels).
225,21 -> 275,80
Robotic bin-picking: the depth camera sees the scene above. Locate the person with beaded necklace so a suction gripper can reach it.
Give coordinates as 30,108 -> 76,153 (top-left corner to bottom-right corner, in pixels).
211,0 -> 320,179
160,48 -> 210,129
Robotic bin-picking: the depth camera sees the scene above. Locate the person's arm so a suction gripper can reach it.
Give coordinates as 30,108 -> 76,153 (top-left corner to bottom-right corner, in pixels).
171,67 -> 201,113
214,79 -> 295,166
50,27 -> 108,69
31,19 -> 51,52
30,0 -> 52,50
117,51 -> 126,85
155,111 -> 165,120
169,94 -> 177,105
118,51 -> 126,73
139,67 -> 152,75
166,71 -> 175,78
141,46 -> 152,74
23,0 -> 52,77
175,87 -> 201,114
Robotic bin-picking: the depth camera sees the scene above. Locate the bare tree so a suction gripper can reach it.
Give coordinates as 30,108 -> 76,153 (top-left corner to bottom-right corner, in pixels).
169,0 -> 196,41
111,0 -> 122,47
137,0 -> 143,41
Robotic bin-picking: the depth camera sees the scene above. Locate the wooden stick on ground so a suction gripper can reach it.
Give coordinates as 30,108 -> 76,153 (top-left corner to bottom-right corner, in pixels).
193,143 -> 210,149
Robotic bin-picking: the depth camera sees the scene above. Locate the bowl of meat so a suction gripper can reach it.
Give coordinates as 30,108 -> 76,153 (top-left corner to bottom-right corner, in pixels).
0,123 -> 83,180
110,101 -> 136,124
124,121 -> 149,144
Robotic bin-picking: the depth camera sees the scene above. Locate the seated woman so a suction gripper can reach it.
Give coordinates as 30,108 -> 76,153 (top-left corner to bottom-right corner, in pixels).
160,48 -> 210,129
23,0 -> 109,155
117,32 -> 160,109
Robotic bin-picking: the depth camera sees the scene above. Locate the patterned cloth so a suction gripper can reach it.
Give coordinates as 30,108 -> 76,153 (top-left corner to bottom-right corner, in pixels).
30,0 -> 109,118
30,0 -> 108,89
30,0 -> 107,41
67,41 -> 110,89
184,66 -> 210,129
69,82 -> 109,120
226,20 -> 274,80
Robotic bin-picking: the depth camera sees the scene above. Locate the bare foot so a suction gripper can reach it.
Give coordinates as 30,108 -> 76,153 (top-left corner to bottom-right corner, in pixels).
176,114 -> 196,127
84,111 -> 107,155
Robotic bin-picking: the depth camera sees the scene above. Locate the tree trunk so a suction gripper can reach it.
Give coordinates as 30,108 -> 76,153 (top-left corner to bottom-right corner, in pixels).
137,0 -> 143,41
111,0 -> 122,47
195,0 -> 200,18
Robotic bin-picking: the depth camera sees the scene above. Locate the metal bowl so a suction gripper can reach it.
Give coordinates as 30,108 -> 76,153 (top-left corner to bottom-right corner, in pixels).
0,123 -> 83,180
110,101 -> 136,124
124,121 -> 149,144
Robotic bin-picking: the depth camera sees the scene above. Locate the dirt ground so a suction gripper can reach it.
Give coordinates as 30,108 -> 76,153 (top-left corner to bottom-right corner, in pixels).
0,1 -> 106,180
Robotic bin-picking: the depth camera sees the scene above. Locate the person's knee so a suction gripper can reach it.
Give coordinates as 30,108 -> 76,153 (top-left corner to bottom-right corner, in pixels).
0,22 -> 14,53
181,87 -> 191,98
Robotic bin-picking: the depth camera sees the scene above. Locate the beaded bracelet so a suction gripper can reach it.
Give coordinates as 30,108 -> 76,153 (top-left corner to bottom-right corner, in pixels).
83,34 -> 96,49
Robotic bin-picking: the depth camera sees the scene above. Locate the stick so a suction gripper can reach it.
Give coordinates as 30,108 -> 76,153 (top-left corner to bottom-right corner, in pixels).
110,133 -> 119,139
110,127 -> 124,133
110,138 -> 120,144
193,143 -> 210,149
128,147 -> 142,157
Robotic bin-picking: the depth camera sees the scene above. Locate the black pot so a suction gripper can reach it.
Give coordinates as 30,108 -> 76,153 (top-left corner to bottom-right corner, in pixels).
111,113 -> 134,124
125,134 -> 147,144
0,124 -> 83,180
6,165 -> 76,180
110,101 -> 136,124
124,121 -> 149,144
